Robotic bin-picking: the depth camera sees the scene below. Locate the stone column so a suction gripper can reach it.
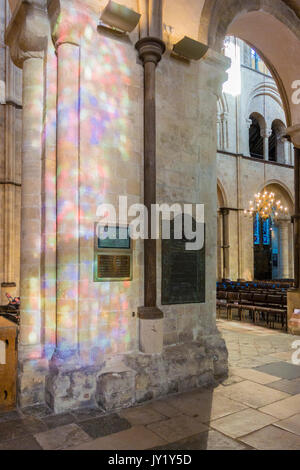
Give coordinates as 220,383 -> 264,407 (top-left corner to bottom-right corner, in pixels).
279,220 -> 290,279
5,1 -> 49,406
136,0 -> 165,354
245,118 -> 252,157
5,2 -> 48,353
286,125 -> 300,333
283,138 -> 291,165
261,128 -> 272,161
220,208 -> 230,280
48,0 -> 82,361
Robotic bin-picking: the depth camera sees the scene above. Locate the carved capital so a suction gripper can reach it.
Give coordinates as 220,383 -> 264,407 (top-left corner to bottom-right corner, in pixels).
48,0 -> 91,48
286,124 -> 300,148
198,48 -> 231,96
135,37 -> 165,66
261,128 -> 272,139
5,1 -> 49,68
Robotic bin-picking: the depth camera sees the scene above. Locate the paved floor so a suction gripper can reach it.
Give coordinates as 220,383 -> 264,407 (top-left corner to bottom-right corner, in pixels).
1,320 -> 300,450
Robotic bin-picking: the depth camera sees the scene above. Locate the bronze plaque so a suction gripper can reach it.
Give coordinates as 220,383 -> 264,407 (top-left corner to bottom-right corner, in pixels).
96,254 -> 131,281
162,221 -> 205,305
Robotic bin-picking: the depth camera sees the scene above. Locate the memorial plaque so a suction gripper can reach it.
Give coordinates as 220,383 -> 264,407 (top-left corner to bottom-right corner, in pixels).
94,224 -> 132,282
97,225 -> 131,250
96,254 -> 131,281
162,220 -> 205,305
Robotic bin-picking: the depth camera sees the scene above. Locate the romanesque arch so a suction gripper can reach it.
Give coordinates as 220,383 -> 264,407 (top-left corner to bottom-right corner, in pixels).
199,0 -> 300,127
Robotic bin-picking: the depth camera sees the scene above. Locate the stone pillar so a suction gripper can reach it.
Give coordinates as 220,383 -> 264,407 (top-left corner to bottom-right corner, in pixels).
283,138 -> 291,165
5,2 -> 47,351
279,220 -> 290,279
136,37 -> 165,354
1,104 -> 19,304
47,0 -> 84,362
136,0 -> 165,354
245,118 -> 252,157
220,208 -> 230,280
54,41 -> 80,360
261,128 -> 272,161
286,125 -> 300,334
5,1 -> 49,405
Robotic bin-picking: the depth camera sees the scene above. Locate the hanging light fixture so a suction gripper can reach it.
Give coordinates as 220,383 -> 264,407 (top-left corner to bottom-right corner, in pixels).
244,191 -> 288,220
244,51 -> 288,222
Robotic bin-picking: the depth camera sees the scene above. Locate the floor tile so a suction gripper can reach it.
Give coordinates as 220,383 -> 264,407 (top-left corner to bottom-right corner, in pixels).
0,435 -> 42,450
153,430 -> 250,450
231,368 -> 281,385
149,399 -> 182,418
274,414 -> 300,436
267,378 -> 300,396
0,419 -> 30,442
69,425 -> 166,450
71,407 -> 104,422
35,423 -> 91,450
221,380 -> 290,408
210,408 -> 277,438
22,416 -> 48,434
0,409 -> 22,423
260,394 -> 300,419
168,391 -> 247,421
78,413 -> 131,439
255,362 -> 300,380
221,376 -> 245,386
240,425 -> 300,450
42,413 -> 76,430
119,404 -> 166,426
147,415 -> 208,443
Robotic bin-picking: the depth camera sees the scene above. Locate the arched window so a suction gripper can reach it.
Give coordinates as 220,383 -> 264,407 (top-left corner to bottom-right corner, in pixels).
249,116 -> 264,159
269,120 -> 286,163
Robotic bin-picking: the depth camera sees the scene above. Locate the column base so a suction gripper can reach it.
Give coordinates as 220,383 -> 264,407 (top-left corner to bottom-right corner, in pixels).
288,289 -> 300,335
138,306 -> 164,354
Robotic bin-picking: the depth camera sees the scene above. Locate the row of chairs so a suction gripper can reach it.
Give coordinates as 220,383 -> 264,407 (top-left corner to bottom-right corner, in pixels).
217,291 -> 287,331
217,279 -> 294,290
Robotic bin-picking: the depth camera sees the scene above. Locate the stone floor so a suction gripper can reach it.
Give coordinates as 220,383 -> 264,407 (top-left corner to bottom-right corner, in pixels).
1,319 -> 300,450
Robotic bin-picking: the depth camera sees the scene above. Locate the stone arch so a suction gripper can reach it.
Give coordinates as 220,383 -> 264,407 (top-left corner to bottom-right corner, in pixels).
256,180 -> 294,279
217,178 -> 228,208
249,80 -> 283,110
199,0 -> 300,126
258,179 -> 294,212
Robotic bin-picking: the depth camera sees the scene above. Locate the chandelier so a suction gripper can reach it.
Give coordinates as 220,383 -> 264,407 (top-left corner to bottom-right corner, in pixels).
244,190 -> 288,220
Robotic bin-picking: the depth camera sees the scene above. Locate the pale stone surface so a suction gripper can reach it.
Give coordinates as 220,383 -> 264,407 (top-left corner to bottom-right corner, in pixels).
69,425 -> 167,451
240,425 -> 300,451
260,394 -> 300,420
167,391 -> 248,422
274,413 -> 300,436
119,404 -> 166,426
210,408 -> 277,438
231,368 -> 281,385
221,380 -> 290,408
139,318 -> 164,354
34,423 -> 91,450
147,415 -> 208,443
